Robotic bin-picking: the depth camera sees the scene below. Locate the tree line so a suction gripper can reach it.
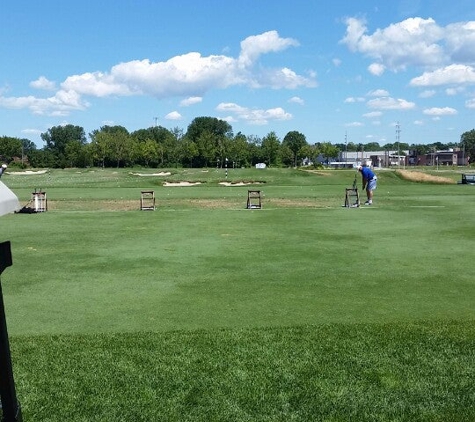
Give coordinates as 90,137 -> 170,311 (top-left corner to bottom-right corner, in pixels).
1,116 -> 474,169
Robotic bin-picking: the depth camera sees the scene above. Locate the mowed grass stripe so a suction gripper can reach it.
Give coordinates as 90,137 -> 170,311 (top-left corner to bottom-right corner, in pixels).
11,321 -> 475,422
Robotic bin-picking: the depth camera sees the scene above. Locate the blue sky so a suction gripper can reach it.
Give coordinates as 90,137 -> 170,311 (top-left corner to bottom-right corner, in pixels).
2,0 -> 475,148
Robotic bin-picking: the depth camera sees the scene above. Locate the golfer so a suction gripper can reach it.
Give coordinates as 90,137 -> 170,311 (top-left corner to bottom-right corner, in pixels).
358,164 -> 377,205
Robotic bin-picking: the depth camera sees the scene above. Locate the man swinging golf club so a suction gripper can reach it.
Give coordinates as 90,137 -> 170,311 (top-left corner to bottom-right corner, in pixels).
358,163 -> 377,205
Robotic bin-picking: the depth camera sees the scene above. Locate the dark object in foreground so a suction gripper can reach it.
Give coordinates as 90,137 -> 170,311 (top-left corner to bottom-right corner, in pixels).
0,241 -> 22,422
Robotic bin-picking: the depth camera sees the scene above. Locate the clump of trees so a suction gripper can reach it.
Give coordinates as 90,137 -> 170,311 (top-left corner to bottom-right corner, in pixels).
0,117 -> 473,169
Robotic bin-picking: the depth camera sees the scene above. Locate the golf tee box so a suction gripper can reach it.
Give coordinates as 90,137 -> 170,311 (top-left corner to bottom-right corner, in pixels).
343,187 -> 360,208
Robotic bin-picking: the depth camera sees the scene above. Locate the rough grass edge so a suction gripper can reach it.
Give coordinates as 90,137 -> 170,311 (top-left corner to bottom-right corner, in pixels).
395,169 -> 455,184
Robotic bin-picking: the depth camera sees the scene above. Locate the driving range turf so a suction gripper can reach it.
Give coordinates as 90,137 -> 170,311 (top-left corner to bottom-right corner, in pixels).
1,167 -> 475,421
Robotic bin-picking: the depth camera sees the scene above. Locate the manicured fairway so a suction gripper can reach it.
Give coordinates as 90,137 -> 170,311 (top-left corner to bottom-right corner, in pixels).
1,167 -> 474,421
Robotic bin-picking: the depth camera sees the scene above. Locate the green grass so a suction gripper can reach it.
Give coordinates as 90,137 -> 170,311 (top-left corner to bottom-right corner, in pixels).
1,167 -> 475,421
12,321 -> 475,422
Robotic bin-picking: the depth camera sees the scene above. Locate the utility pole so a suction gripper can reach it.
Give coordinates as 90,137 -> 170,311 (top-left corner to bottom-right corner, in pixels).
396,121 -> 402,168
344,131 -> 348,166
153,117 -> 158,127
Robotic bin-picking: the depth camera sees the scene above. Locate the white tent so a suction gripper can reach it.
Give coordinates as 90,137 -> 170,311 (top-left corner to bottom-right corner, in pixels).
0,181 -> 20,217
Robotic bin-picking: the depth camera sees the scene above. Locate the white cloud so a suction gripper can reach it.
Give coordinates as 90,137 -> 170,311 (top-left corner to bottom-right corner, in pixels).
423,107 -> 457,115
367,96 -> 415,110
445,87 -> 464,96
465,98 -> 475,108
410,64 -> 475,86
345,121 -> 363,127
165,111 -> 183,120
2,31 -> 316,116
238,30 -> 299,67
288,96 -> 304,105
367,89 -> 389,97
0,90 -> 89,116
30,76 -> 56,91
368,63 -> 385,76
341,17 -> 445,71
180,96 -> 202,106
419,90 -> 436,98
216,102 -> 292,125
363,111 -> 383,118
344,97 -> 365,103
332,58 -> 342,67
414,120 -> 424,125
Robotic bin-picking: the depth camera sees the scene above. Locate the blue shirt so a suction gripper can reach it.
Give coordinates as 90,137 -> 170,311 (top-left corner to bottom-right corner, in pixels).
361,166 -> 375,180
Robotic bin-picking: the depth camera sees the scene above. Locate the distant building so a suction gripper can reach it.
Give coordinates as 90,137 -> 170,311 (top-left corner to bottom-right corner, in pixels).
410,148 -> 469,166
336,150 -> 408,168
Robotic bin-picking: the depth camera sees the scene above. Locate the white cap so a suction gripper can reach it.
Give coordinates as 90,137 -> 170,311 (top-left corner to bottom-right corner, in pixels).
1,164 -> 7,169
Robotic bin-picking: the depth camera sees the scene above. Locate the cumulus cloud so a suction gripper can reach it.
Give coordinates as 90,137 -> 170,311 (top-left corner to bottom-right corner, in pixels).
344,97 -> 365,103
423,107 -> 457,115
238,30 -> 299,67
165,111 -> 183,120
367,96 -> 415,110
180,96 -> 202,106
367,89 -> 389,97
0,90 -> 89,116
419,90 -> 436,98
363,111 -> 383,118
410,64 -> 475,86
345,121 -> 364,127
216,102 -> 292,125
341,17 -> 445,71
368,63 -> 385,76
343,15 -> 475,91
1,30 -> 315,116
465,98 -> 475,108
288,96 -> 304,105
30,76 -> 56,91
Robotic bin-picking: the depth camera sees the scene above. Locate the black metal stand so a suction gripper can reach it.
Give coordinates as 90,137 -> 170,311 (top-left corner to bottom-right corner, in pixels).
0,241 -> 22,422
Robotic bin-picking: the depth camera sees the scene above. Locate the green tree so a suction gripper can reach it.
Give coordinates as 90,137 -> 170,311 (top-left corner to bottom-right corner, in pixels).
41,125 -> 86,167
90,131 -> 113,168
0,137 -> 36,166
186,117 -> 232,167
109,131 -> 132,167
318,142 -> 339,163
229,132 -> 250,167
181,138 -> 199,168
261,132 -> 281,167
364,142 -> 381,151
65,140 -> 90,167
282,131 -> 307,167
460,129 -> 475,164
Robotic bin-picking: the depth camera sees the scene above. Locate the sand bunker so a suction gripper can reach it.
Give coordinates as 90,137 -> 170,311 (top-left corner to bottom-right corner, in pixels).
6,170 -> 48,175
131,172 -> 171,177
163,181 -> 201,186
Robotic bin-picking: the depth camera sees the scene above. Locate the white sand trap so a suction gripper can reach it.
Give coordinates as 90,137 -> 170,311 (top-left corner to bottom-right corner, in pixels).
6,170 -> 48,175
219,182 -> 250,186
131,172 -> 171,177
163,181 -> 201,186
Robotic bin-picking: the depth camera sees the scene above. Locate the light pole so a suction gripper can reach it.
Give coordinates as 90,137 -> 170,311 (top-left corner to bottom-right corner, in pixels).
225,157 -> 228,179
